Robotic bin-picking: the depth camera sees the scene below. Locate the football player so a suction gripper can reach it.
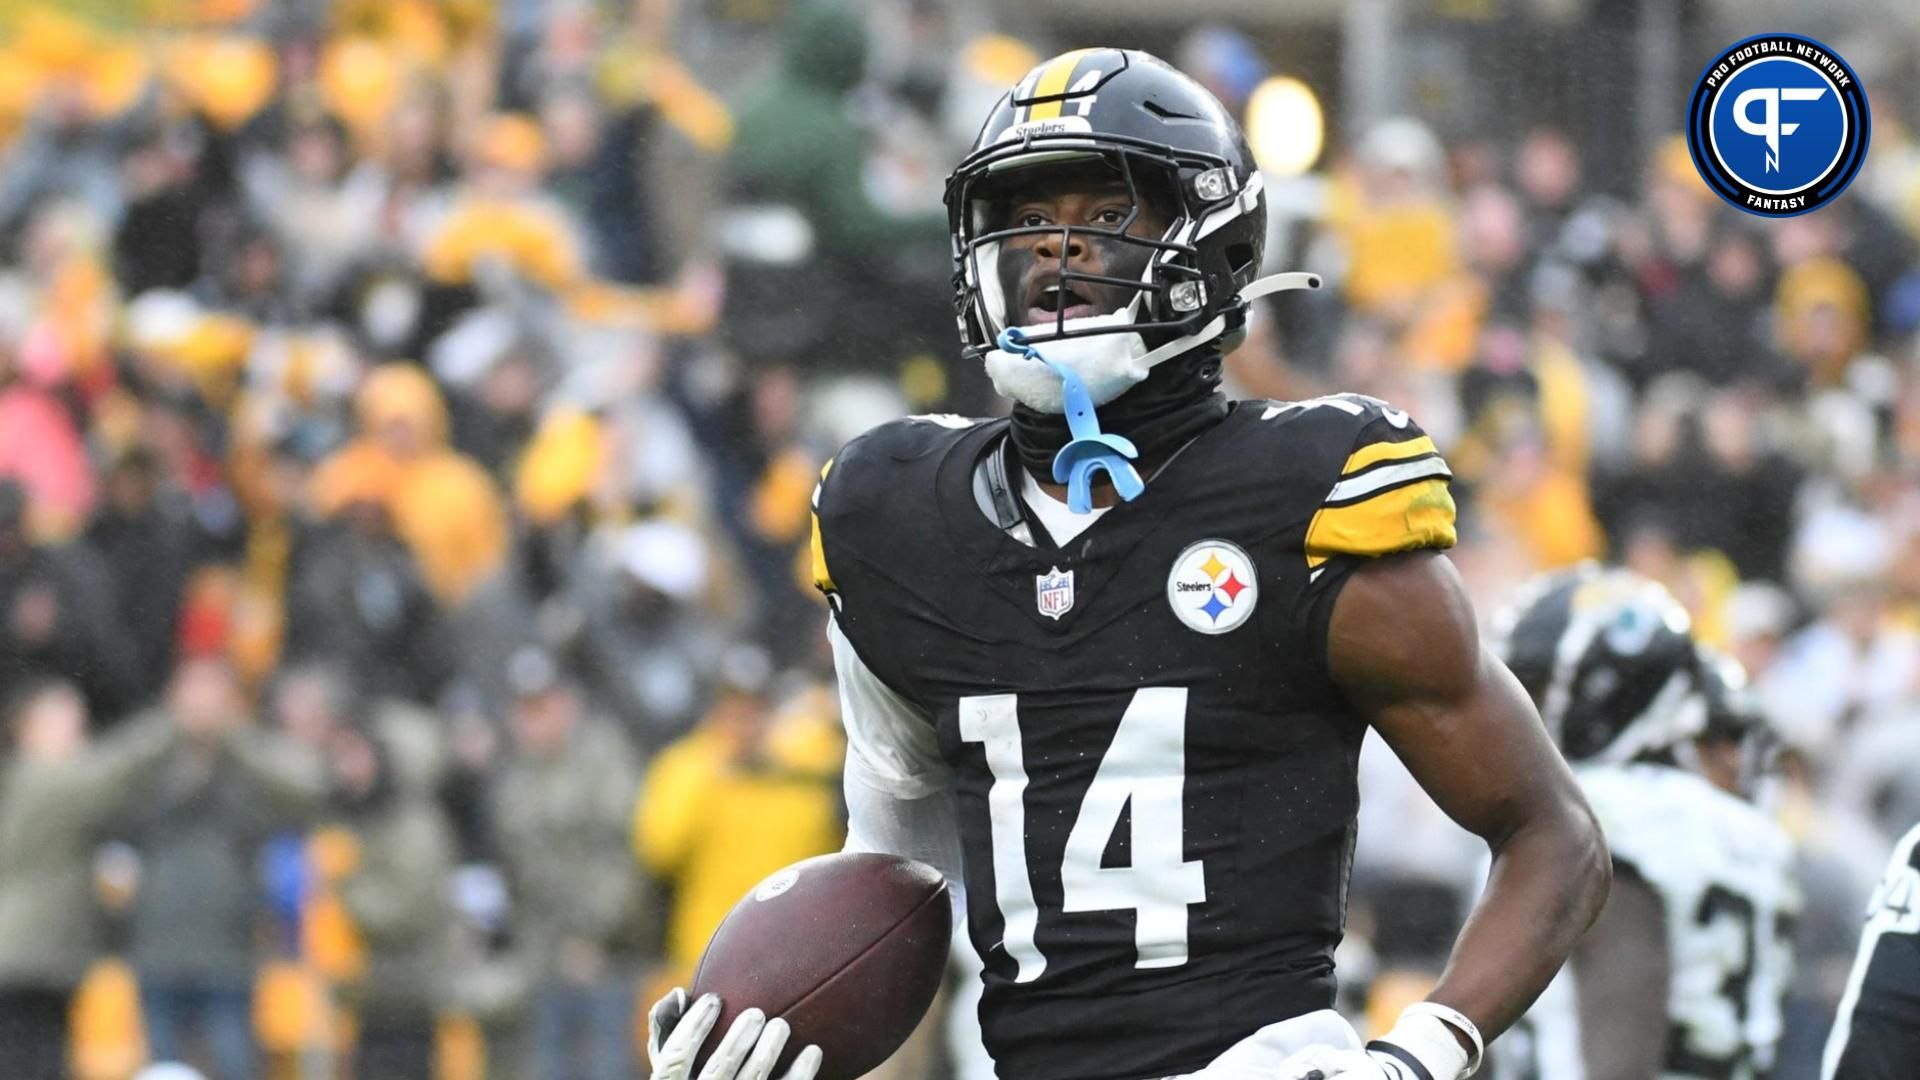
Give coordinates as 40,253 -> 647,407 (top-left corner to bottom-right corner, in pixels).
1492,567 -> 1798,1080
649,49 -> 1610,1080
1822,820 -> 1920,1078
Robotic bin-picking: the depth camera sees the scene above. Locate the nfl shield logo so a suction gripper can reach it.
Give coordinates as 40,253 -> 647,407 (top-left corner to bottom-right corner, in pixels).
1035,566 -> 1074,621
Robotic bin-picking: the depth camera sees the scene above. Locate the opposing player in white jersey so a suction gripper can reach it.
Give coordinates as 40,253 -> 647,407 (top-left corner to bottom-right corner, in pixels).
1822,820 -> 1920,1078
1492,566 -> 1798,1079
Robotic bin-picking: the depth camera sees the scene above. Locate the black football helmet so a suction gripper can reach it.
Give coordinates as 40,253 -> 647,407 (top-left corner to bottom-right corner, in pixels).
1695,645 -> 1780,799
1493,564 -> 1706,764
944,48 -> 1301,369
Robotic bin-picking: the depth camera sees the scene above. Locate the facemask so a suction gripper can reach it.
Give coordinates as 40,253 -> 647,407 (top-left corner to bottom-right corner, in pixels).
987,272 -> 1321,415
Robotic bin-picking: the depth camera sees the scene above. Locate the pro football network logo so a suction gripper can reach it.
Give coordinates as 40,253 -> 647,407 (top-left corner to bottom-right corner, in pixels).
1166,540 -> 1258,635
1686,33 -> 1869,218
1036,566 -> 1075,621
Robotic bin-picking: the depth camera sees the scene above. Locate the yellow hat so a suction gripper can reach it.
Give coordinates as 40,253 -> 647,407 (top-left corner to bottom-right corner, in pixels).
0,48 -> 47,150
18,8 -> 96,76
175,313 -> 256,375
475,112 -> 547,174
961,35 -> 1041,86
1652,133 -> 1709,195
320,35 -> 402,134
168,35 -> 276,132
80,41 -> 151,121
355,363 -> 449,443
309,443 -> 404,517
1776,255 -> 1869,364
515,409 -> 605,525
389,0 -> 451,67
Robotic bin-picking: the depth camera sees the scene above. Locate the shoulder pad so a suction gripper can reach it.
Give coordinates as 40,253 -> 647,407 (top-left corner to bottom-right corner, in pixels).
1256,395 -> 1455,567
1582,765 -> 1795,893
811,414 -> 994,596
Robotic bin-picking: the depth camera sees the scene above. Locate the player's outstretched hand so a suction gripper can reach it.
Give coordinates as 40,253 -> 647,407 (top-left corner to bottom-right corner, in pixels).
648,986 -> 825,1080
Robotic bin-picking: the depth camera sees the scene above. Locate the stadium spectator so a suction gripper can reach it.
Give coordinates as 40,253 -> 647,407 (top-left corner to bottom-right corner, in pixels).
0,338 -> 96,537
308,363 -> 510,608
420,112 -> 587,305
85,449 -> 198,701
635,656 -> 844,983
0,480 -> 140,718
492,648 -> 650,1080
324,720 -> 455,1080
566,519 -> 727,747
0,681 -> 191,1080
0,92 -> 123,236
1644,226 -> 1790,389
120,656 -> 330,1080
240,113 -> 370,312
718,0 -> 945,374
283,493 -> 454,705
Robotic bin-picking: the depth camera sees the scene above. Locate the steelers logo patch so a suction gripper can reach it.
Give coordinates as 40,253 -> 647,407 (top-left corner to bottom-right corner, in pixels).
1166,540 -> 1258,635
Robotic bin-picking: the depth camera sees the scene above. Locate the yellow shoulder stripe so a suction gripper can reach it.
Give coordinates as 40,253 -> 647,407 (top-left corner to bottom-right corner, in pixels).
1340,434 -> 1439,477
810,459 -> 835,594
809,514 -> 833,594
1305,477 -> 1457,568
1025,49 -> 1096,120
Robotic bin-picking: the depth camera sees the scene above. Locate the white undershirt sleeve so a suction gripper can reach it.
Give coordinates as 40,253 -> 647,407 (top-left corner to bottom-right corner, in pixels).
830,617 -> 966,919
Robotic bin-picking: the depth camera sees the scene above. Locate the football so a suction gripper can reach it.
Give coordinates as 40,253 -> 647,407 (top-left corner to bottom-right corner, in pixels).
689,852 -> 953,1079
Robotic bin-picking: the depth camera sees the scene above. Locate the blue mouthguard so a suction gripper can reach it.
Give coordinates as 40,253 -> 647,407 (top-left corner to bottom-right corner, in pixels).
997,327 -> 1144,514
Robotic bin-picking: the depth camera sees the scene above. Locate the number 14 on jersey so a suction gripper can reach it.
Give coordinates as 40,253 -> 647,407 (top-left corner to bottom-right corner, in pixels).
960,689 -> 1208,982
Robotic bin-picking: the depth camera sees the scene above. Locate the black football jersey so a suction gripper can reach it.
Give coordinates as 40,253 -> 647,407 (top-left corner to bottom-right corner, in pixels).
1827,822 -> 1920,1080
813,395 -> 1456,1080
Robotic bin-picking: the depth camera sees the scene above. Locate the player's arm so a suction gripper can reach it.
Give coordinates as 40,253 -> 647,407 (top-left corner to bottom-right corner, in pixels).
1328,551 -> 1611,1073
1564,864 -> 1671,1079
813,454 -> 964,893
830,619 -> 965,895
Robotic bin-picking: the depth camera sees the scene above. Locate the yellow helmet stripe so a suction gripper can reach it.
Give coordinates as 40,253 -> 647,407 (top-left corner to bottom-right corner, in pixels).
1025,49 -> 1096,121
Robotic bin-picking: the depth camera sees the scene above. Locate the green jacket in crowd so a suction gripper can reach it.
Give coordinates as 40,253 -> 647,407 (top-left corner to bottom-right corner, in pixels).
724,0 -> 944,264
338,792 -> 456,1022
492,718 -> 650,981
0,717 -> 178,989
122,722 -> 333,984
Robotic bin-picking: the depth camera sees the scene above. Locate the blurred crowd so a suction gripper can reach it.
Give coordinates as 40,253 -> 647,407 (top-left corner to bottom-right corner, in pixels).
1292,73 -> 1920,1080
0,0 -> 1917,1078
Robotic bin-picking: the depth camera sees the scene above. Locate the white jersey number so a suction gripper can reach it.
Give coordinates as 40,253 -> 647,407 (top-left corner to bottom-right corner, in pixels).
1865,860 -> 1920,936
959,688 -> 1207,982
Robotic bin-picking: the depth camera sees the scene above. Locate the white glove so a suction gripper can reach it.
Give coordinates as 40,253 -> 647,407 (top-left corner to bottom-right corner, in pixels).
1272,1003 -> 1481,1080
647,987 -> 825,1080
1268,1045 -> 1418,1080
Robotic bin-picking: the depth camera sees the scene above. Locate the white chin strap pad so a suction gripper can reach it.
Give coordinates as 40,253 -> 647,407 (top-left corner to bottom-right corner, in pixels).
984,272 -> 1322,414
983,314 -> 1149,412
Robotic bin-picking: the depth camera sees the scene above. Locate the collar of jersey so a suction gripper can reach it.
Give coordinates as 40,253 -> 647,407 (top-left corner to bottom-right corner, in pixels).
938,413 -> 1246,635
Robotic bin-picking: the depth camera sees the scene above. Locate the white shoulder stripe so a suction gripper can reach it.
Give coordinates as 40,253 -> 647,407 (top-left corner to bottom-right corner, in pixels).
1821,818 -> 1920,1080
1325,457 -> 1451,504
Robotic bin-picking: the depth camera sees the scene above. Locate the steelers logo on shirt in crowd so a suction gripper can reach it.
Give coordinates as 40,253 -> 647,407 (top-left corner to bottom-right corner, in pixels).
1686,32 -> 1869,218
1166,540 -> 1258,635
